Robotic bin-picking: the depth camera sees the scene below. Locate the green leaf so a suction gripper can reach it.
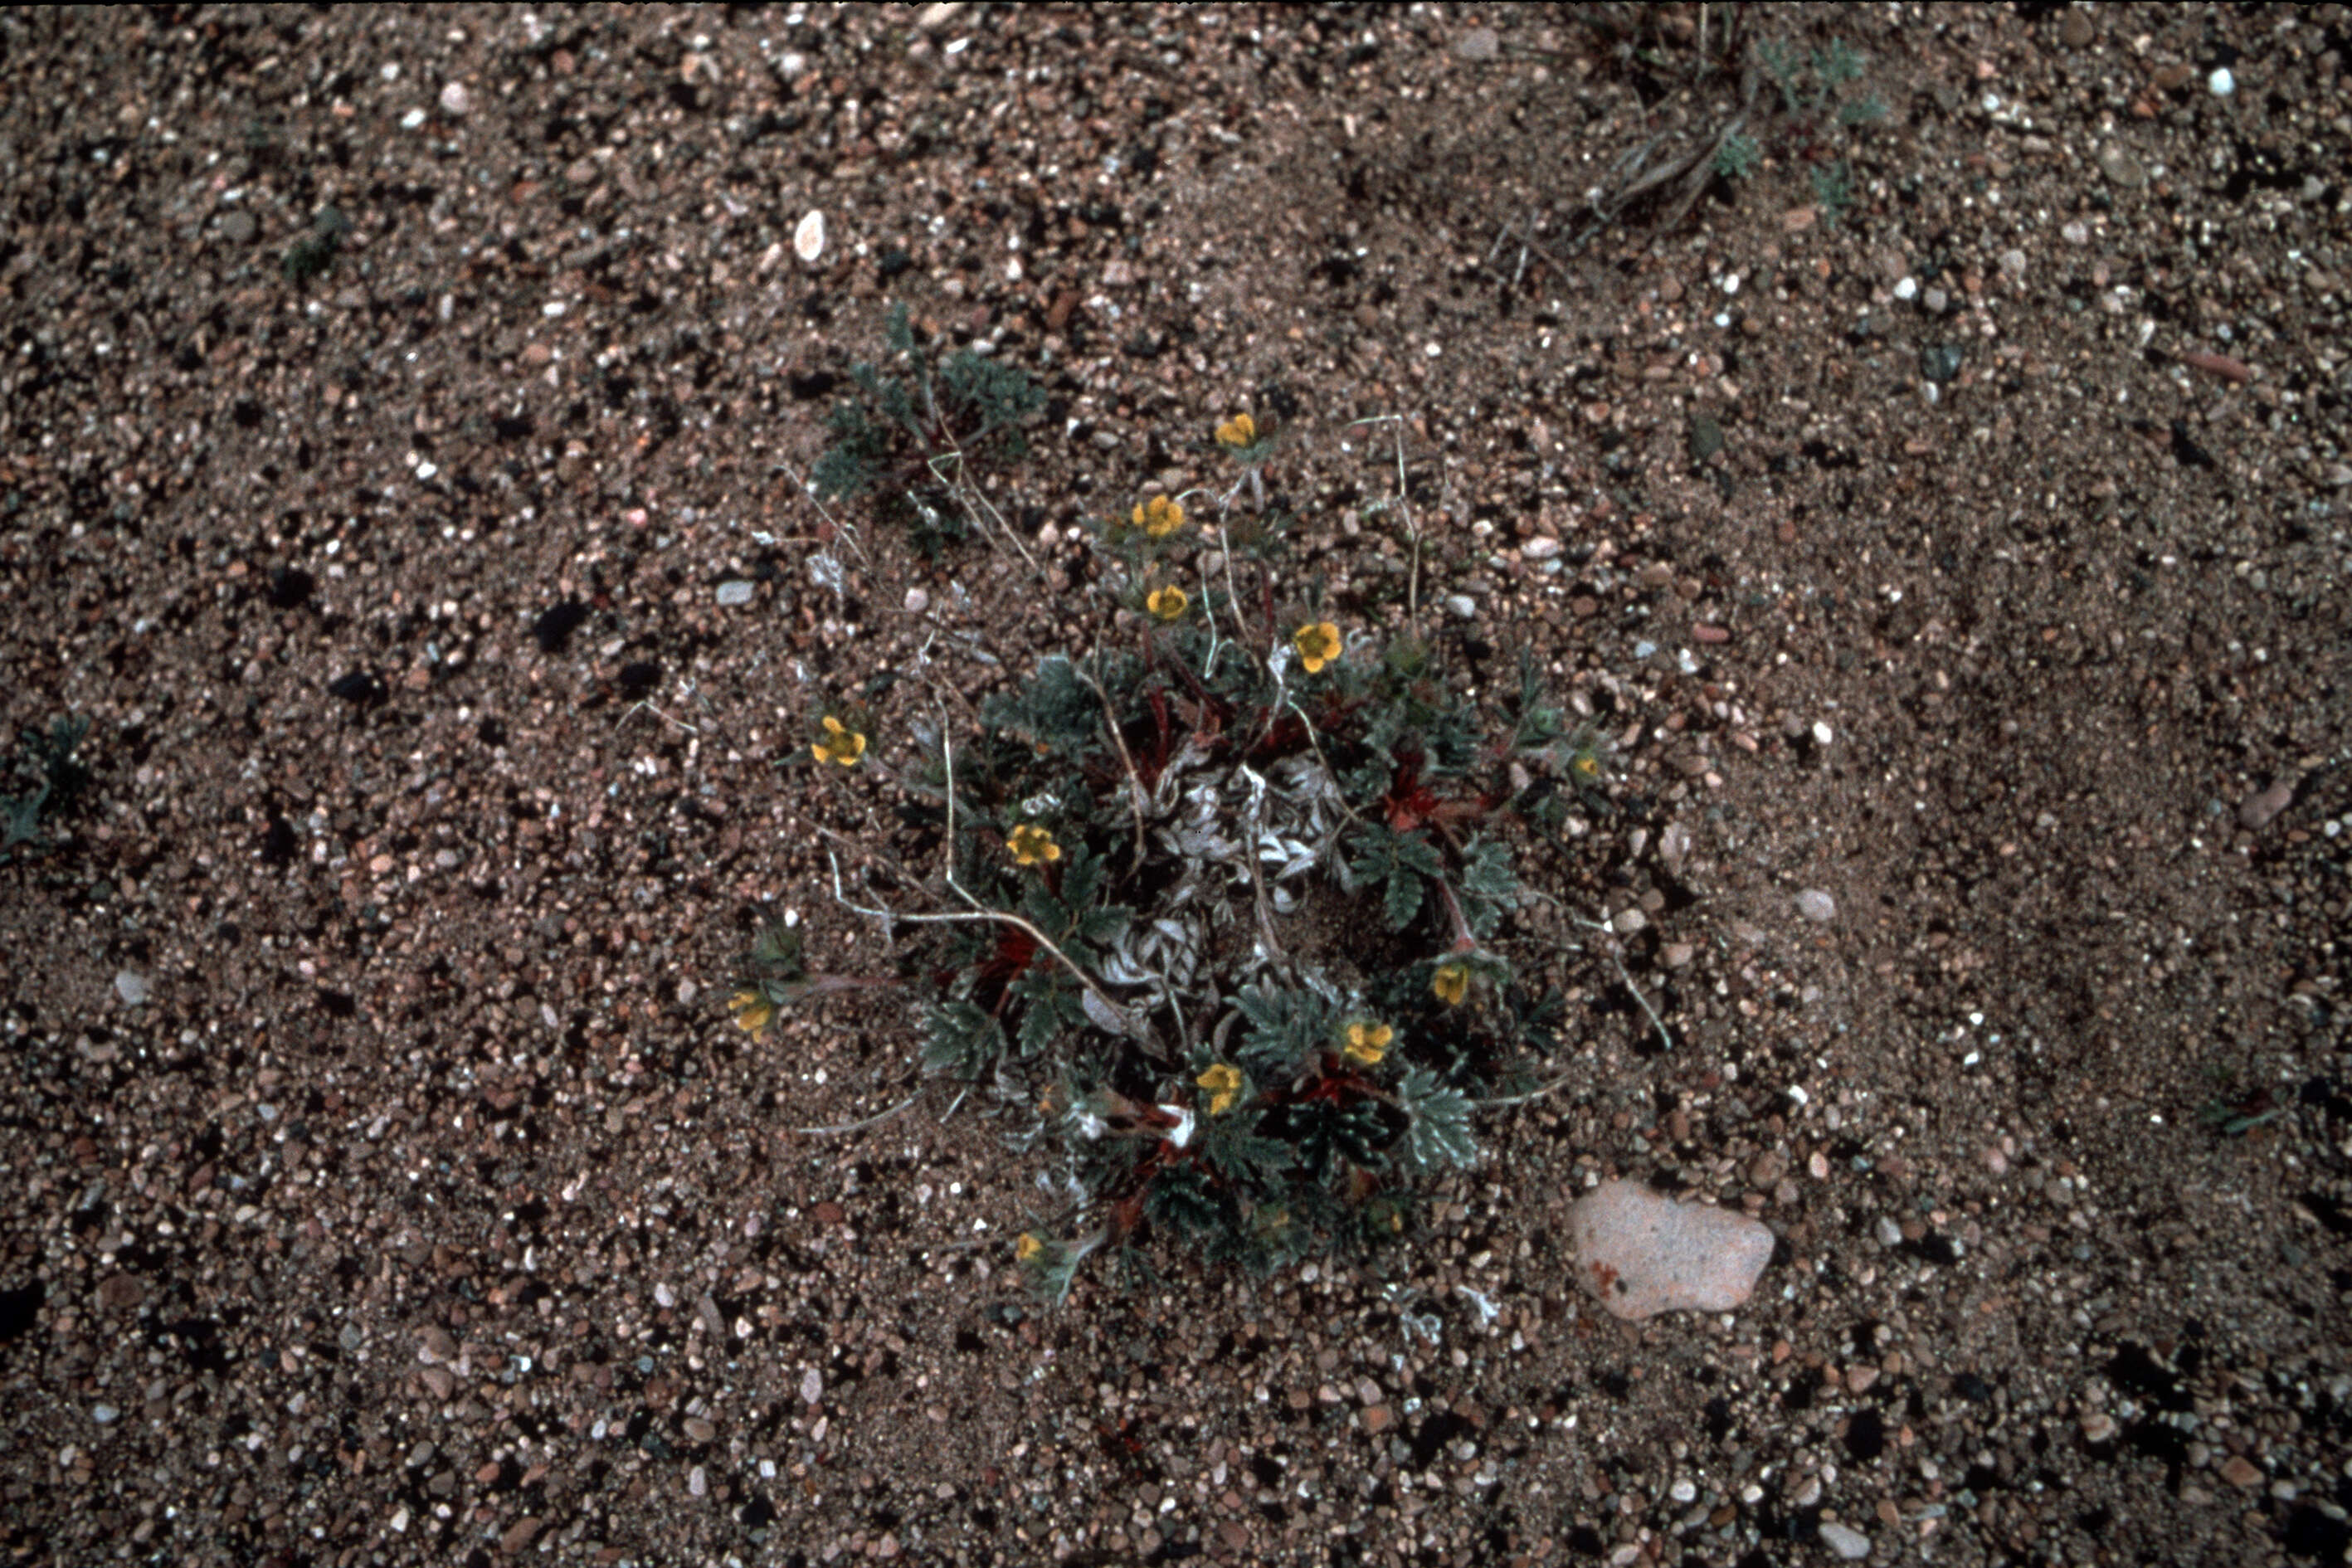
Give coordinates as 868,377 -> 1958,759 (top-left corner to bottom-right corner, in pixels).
1381,868 -> 1425,931
1458,837 -> 1521,938
1394,832 -> 1444,879
1073,903 -> 1131,949
923,1000 -> 1007,1079
1397,1069 -> 1478,1171
1010,971 -> 1084,1057
1142,1163 -> 1229,1240
1296,1100 -> 1386,1177
983,655 -> 1104,759
1233,982 -> 1337,1078
1201,1113 -> 1293,1186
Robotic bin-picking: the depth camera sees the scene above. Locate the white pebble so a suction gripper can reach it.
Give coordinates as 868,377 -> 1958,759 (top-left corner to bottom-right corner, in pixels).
801,1367 -> 824,1405
439,81 -> 471,116
1893,277 -> 1917,301
1819,1521 -> 1871,1561
2208,67 -> 2234,96
795,210 -> 826,263
400,108 -> 427,131
1795,889 -> 1837,923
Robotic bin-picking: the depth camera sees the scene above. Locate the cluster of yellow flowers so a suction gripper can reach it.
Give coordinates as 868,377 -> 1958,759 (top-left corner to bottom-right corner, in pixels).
1132,494 -> 1186,540
1342,1020 -> 1391,1066
1215,411 -> 1259,451
1146,584 -> 1188,622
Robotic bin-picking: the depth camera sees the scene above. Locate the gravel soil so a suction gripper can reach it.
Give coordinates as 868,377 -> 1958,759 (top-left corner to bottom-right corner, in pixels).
4,4 -> 2350,1565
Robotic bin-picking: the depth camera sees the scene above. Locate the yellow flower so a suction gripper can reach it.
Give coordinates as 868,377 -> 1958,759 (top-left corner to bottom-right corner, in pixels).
1016,1232 -> 1045,1264
1146,584 -> 1189,622
728,989 -> 775,1040
1132,494 -> 1186,540
811,714 -> 867,767
1215,411 -> 1258,450
1196,1063 -> 1244,1116
1342,1020 -> 1392,1066
1006,824 -> 1061,867
1293,621 -> 1341,674
1432,962 -> 1471,1007
1573,751 -> 1602,779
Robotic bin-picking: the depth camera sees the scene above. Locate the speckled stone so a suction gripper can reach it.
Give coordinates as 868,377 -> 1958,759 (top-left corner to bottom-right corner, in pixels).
1569,1181 -> 1775,1320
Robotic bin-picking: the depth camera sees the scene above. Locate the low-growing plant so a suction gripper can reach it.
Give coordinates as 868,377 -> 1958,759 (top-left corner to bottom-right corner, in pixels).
738,425 -> 1609,1302
1753,35 -> 1883,225
283,206 -> 352,286
1712,129 -> 1762,183
1,715 -> 91,862
810,302 -> 1045,559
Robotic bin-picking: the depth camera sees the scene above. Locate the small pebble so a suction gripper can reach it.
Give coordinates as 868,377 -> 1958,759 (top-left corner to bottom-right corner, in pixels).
795,209 -> 826,263
2238,782 -> 2293,830
654,1282 -> 677,1309
1568,1181 -> 1775,1320
903,587 -> 930,614
91,1405 -> 119,1425
1819,1522 -> 1871,1561
1612,908 -> 1648,936
1522,536 -> 1561,560
1920,343 -> 1964,383
2058,7 -> 2093,47
1796,889 -> 1837,924
114,971 -> 150,1006
2097,142 -> 2147,188
1444,594 -> 1477,621
1875,1216 -> 1903,1248
438,81 -> 470,116
2208,67 -> 2234,97
715,581 -> 756,606
801,1367 -> 824,1405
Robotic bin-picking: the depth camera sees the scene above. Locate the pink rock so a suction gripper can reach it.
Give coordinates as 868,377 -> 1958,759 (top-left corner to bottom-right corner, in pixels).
2238,781 -> 2294,830
1569,1181 -> 1775,1320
